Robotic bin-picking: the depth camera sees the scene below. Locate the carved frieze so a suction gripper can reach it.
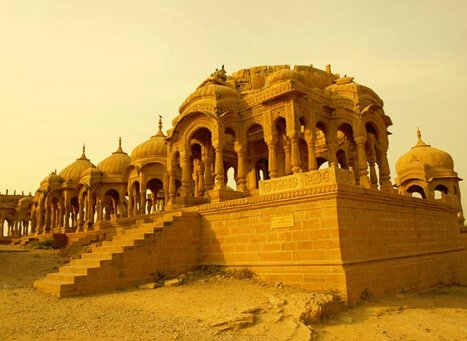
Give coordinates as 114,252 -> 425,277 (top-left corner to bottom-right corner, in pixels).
259,166 -> 355,195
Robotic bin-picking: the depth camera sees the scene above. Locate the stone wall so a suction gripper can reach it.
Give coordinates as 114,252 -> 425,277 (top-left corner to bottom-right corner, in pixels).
188,182 -> 465,302
336,187 -> 464,301
198,193 -> 346,294
460,227 -> 467,284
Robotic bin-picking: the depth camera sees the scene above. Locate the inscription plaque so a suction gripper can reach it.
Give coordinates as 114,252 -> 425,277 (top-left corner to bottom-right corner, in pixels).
271,214 -> 295,229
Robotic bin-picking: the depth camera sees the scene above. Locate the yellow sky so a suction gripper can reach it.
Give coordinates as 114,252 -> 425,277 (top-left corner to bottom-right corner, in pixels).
1,0 -> 466,208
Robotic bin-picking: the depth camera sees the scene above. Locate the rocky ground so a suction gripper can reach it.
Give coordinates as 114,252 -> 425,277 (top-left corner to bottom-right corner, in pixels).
0,245 -> 466,341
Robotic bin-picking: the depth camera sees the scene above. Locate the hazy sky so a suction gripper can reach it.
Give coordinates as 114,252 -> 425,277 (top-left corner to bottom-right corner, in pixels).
1,0 -> 466,209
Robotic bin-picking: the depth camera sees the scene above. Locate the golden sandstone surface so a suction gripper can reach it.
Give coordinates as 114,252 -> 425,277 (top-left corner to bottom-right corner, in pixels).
0,64 -> 464,302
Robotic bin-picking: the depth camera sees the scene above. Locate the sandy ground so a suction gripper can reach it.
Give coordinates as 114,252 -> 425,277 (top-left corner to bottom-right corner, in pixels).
0,245 -> 466,341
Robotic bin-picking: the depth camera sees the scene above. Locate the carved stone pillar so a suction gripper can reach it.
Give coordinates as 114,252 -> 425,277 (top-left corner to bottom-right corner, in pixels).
236,145 -> 247,192
355,137 -> 371,188
326,138 -> 338,166
289,135 -> 301,174
132,187 -> 140,215
58,202 -> 64,232
11,220 -> 16,237
94,199 -> 101,223
36,201 -> 44,235
44,201 -> 50,234
51,205 -> 56,231
267,141 -> 278,178
77,195 -> 84,232
84,195 -> 91,231
55,204 -> 60,229
30,207 -> 37,234
163,172 -> 169,206
214,147 -> 225,190
368,161 -> 378,189
64,204 -> 70,230
283,142 -> 292,175
306,135 -> 318,171
57,201 -> 65,232
192,159 -> 203,198
198,162 -> 205,197
100,198 -> 105,221
127,185 -> 133,217
71,206 -> 77,230
168,170 -> 176,206
378,149 -> 393,192
118,198 -> 125,218
180,151 -> 192,197
140,183 -> 147,215
203,147 -> 213,191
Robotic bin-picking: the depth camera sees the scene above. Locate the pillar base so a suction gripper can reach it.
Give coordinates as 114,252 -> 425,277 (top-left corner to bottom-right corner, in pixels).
207,189 -> 244,203
380,180 -> 394,193
167,195 -> 209,209
359,176 -> 372,189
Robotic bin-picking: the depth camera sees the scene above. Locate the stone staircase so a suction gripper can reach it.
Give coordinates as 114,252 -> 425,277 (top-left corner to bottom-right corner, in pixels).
57,230 -> 105,257
34,211 -> 201,297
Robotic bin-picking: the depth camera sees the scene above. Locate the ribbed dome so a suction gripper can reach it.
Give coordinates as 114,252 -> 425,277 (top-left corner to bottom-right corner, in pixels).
267,68 -> 304,86
179,83 -> 239,114
396,130 -> 454,176
59,146 -> 95,183
195,83 -> 238,99
98,138 -> 131,176
40,172 -> 62,187
131,119 -> 167,162
178,66 -> 240,116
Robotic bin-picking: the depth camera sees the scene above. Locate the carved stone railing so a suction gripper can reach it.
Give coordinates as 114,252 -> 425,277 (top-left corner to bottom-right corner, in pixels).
258,165 -> 355,196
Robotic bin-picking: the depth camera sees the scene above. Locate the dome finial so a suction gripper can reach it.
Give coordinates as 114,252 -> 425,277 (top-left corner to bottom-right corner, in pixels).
153,115 -> 165,137
81,144 -> 86,157
114,137 -> 125,154
414,127 -> 429,148
78,143 -> 89,160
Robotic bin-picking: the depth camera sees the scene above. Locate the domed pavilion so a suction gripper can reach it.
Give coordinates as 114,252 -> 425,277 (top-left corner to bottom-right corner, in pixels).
396,128 -> 464,224
127,116 -> 169,216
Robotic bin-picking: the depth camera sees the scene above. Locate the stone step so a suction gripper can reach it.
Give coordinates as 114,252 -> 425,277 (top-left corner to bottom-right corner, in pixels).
112,233 -> 146,242
100,239 -> 135,247
80,253 -> 113,261
91,245 -> 126,254
33,279 -> 76,297
69,258 -> 101,268
60,264 -> 100,274
47,272 -> 87,283
35,210 -> 189,298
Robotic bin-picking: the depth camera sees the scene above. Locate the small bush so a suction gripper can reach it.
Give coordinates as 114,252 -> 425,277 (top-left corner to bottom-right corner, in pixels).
360,288 -> 372,301
229,268 -> 255,280
152,271 -> 166,282
30,239 -> 56,250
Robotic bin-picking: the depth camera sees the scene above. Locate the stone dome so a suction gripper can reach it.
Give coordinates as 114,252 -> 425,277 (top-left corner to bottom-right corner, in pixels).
80,166 -> 103,178
396,130 -> 454,177
193,83 -> 239,100
179,83 -> 239,115
59,146 -> 95,183
131,121 -> 167,162
267,68 -> 304,86
40,172 -> 62,187
98,138 -> 131,176
178,66 -> 240,117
